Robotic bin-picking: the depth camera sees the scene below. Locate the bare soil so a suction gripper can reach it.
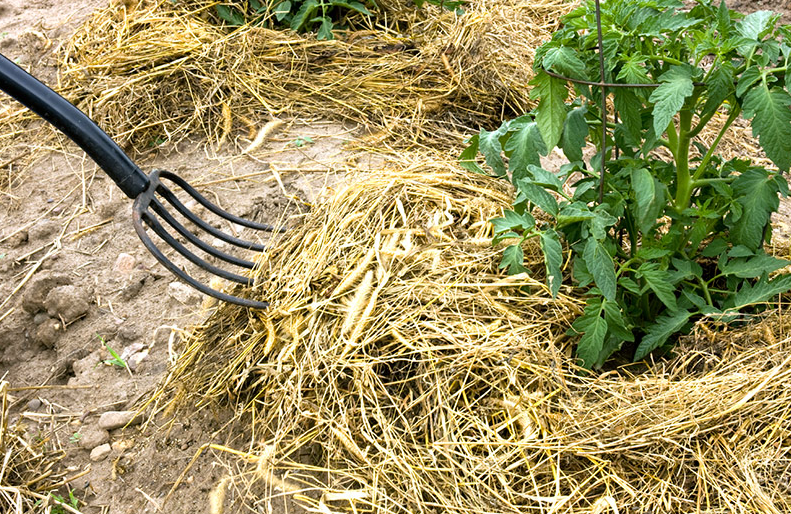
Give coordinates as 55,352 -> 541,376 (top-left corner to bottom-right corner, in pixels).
2,0 -> 791,513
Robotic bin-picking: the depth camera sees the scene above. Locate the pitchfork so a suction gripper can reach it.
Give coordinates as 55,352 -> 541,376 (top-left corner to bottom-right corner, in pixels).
0,53 -> 280,309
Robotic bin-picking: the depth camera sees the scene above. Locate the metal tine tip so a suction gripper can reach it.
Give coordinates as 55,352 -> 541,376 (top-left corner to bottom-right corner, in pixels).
131,169 -> 277,309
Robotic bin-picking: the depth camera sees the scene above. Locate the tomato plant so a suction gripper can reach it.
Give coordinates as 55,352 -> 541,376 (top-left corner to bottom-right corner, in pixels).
463,0 -> 791,368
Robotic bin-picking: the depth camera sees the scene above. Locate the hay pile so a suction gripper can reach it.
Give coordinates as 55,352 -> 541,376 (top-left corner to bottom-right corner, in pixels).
154,160 -> 791,513
0,382 -> 75,513
39,0 -> 571,149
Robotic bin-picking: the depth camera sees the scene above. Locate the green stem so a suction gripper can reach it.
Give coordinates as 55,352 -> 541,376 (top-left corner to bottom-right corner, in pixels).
673,109 -> 694,211
696,276 -> 713,306
691,104 -> 741,183
691,176 -> 736,188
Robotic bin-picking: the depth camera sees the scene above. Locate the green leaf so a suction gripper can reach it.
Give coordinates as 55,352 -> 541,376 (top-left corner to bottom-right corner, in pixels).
561,106 -> 588,162
729,168 -> 780,249
742,85 -> 791,172
583,238 -> 617,301
500,244 -> 528,275
737,10 -> 775,40
634,309 -> 691,361
702,61 -> 734,116
573,303 -> 607,369
316,17 -> 334,40
478,126 -> 508,177
613,89 -> 643,143
543,46 -> 587,80
702,237 -> 728,257
291,0 -> 319,30
649,66 -> 695,136
530,71 -> 568,151
459,135 -> 484,174
637,263 -> 678,311
631,167 -> 665,233
720,253 -> 790,278
540,229 -> 563,297
493,209 -> 535,232
735,66 -> 762,98
516,180 -> 559,216
603,299 -> 634,342
274,1 -> 292,21
617,56 -> 651,85
730,273 -> 791,310
216,5 -> 245,25
556,204 -> 596,227
504,122 -> 545,179
331,1 -> 371,15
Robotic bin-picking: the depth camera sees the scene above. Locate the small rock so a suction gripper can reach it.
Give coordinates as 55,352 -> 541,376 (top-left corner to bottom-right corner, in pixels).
118,324 -> 142,343
79,425 -> 110,450
168,282 -> 202,306
113,253 -> 136,274
27,219 -> 59,242
32,312 -> 49,325
7,229 -> 27,247
127,350 -> 149,372
120,342 -> 145,360
21,272 -> 72,313
111,439 -> 134,453
32,318 -> 61,348
98,410 -> 143,431
89,443 -> 112,462
26,399 -> 42,411
45,285 -> 90,323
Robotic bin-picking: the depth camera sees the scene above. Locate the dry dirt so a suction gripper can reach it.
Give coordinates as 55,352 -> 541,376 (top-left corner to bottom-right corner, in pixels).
2,1 -> 791,513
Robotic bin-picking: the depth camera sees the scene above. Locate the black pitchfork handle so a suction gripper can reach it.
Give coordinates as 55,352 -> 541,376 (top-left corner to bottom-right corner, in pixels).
0,53 -> 149,199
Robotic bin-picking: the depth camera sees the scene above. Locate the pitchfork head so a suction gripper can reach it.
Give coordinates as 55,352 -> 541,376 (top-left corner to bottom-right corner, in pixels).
132,169 -> 282,309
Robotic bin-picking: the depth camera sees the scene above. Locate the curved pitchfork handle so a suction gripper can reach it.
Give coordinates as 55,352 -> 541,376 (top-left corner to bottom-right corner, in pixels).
0,53 -> 149,199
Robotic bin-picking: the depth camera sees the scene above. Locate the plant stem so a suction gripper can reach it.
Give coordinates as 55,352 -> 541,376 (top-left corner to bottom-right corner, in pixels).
673,109 -> 693,211
691,104 -> 741,183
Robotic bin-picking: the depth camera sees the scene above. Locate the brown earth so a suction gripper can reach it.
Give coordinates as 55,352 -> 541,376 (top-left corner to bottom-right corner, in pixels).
2,0 -> 791,513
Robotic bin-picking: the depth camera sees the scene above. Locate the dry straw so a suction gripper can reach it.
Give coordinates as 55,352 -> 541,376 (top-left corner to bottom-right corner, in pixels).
151,156 -> 791,512
0,382 -> 83,514
37,0 -> 571,150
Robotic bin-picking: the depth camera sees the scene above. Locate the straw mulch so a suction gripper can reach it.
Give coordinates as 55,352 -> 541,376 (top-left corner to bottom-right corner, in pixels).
0,382 -> 75,513
152,159 -> 791,513
28,0 -> 571,150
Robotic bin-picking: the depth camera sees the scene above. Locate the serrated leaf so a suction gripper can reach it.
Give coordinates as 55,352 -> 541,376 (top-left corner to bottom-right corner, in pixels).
729,168 -> 780,249
618,277 -> 642,294
720,253 -> 790,278
631,167 -> 665,233
577,316 -> 607,369
742,85 -> 791,172
650,66 -> 695,136
216,5 -> 245,25
736,66 -> 762,98
603,300 -> 634,342
636,247 -> 671,260
527,165 -> 563,191
516,180 -> 559,216
556,204 -> 596,227
530,71 -> 568,151
730,273 -> 791,309
728,245 -> 754,258
316,18 -> 334,40
617,56 -> 652,85
478,125 -> 508,177
613,89 -> 643,144
498,209 -> 536,232
274,1 -> 292,20
702,62 -> 735,116
540,229 -> 563,297
637,263 -> 678,311
737,10 -> 774,40
543,46 -> 587,80
504,122 -> 545,181
500,244 -> 528,275
331,1 -> 371,15
702,237 -> 728,257
459,135 -> 484,174
634,309 -> 691,361
583,238 -> 617,301
561,106 -> 588,162
290,0 -> 318,30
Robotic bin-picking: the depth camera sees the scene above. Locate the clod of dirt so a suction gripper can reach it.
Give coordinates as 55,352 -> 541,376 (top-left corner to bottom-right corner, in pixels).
118,324 -> 141,342
89,443 -> 111,462
119,270 -> 149,301
98,410 -> 142,431
79,425 -> 110,450
111,439 -> 134,453
27,219 -> 59,241
7,229 -> 27,247
31,316 -> 61,348
44,284 -> 90,323
26,399 -> 41,411
168,281 -> 202,306
113,252 -> 136,274
97,198 -> 124,219
72,350 -> 101,375
21,272 -> 72,313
